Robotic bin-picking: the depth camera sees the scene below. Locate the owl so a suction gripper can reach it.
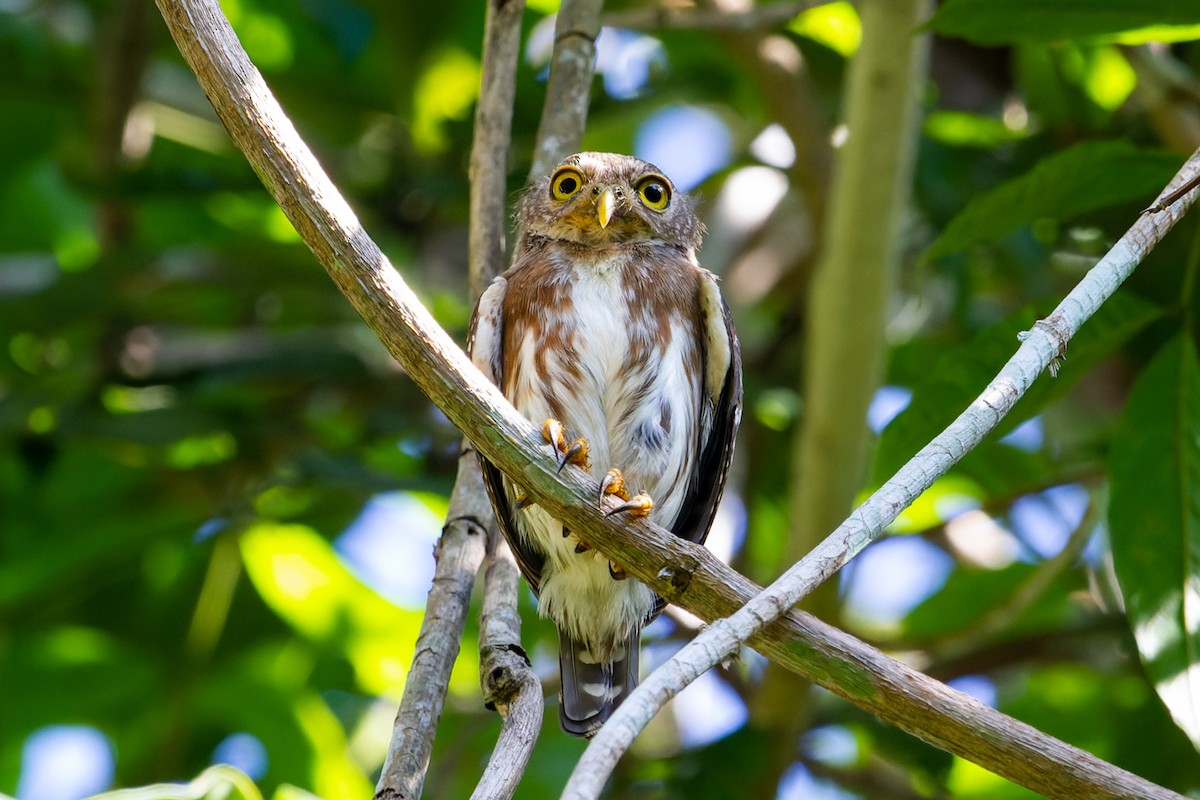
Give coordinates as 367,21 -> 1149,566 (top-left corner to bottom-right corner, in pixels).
468,152 -> 742,737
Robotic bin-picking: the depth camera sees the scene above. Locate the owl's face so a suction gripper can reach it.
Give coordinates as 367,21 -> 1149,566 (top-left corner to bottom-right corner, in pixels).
520,152 -> 704,250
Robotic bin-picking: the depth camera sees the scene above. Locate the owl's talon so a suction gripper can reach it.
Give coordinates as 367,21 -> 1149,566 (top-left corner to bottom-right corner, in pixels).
542,419 -> 590,470
557,438 -> 589,473
574,540 -> 591,554
605,492 -> 654,518
515,492 -> 533,510
600,468 -> 630,503
609,561 -> 628,580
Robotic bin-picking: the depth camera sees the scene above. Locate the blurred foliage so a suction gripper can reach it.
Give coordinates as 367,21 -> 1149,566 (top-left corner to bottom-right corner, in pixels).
3,0 -> 1200,798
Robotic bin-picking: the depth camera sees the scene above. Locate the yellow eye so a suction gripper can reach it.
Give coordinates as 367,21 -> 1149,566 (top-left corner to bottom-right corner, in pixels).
550,167 -> 585,203
636,176 -> 671,211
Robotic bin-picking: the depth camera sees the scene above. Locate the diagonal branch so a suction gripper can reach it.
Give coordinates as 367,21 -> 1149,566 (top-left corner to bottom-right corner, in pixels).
561,148 -> 1200,797
152,1 -> 1194,798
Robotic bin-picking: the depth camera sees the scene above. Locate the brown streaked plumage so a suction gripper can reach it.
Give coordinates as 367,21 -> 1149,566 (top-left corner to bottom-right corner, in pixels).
468,152 -> 741,737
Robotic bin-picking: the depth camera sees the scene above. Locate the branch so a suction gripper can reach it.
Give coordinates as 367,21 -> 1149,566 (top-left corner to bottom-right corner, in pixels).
472,533 -> 544,800
152,1 -> 1195,798
382,0 -> 528,795
468,0 -> 526,300
562,161 -> 1200,800
376,452 -> 490,799
528,0 -> 603,179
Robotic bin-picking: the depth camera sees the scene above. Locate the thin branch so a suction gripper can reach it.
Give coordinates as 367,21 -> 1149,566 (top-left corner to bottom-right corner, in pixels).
376,452 -> 490,800
561,163 -> 1200,800
152,2 -> 1193,798
381,0 -> 527,795
528,0 -> 604,179
603,0 -> 826,32
472,534 -> 544,800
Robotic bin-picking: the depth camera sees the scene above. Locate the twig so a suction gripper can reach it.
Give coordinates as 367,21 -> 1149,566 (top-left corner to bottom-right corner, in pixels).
471,535 -> 544,800
151,1 -> 1191,797
603,0 -> 826,32
380,0 -> 528,795
528,0 -> 604,179
376,453 -> 490,799
561,158 -> 1200,800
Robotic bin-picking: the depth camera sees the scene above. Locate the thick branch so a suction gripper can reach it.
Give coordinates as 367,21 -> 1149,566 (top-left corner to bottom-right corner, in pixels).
153,2 -> 1194,798
382,0 -> 527,796
528,0 -> 603,179
469,0 -> 526,299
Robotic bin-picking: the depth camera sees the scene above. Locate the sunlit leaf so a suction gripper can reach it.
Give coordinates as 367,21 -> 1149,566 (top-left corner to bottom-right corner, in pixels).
790,2 -> 861,56
928,0 -> 1200,44
412,48 -> 481,153
1110,335 -> 1200,750
925,141 -> 1179,260
924,111 -> 1024,149
239,523 -> 433,696
88,765 -> 262,800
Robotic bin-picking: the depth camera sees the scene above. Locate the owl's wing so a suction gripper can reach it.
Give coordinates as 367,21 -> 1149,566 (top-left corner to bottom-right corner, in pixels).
670,272 -> 742,546
467,276 -> 546,595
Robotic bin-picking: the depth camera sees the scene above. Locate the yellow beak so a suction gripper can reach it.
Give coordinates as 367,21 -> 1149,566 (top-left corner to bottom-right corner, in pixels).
596,187 -> 617,228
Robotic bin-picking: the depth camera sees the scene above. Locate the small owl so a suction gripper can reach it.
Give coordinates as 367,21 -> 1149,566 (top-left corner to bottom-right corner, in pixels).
468,152 -> 741,737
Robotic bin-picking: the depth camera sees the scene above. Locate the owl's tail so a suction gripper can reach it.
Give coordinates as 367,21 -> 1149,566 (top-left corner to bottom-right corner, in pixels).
557,629 -> 640,738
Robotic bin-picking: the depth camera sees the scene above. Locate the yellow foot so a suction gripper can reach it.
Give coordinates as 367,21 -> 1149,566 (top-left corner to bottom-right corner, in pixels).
542,419 -> 590,472
600,468 -> 653,517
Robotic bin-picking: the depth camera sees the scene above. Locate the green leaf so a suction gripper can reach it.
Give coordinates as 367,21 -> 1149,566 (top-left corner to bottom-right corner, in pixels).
239,523 -> 445,697
901,562 -> 1076,641
88,765 -> 262,800
925,141 -> 1180,261
928,0 -> 1200,45
873,292 -> 1163,483
1109,335 -> 1200,750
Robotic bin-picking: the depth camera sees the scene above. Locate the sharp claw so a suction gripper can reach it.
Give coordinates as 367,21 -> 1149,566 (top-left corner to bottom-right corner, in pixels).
515,492 -> 533,510
574,541 -> 591,554
557,439 -> 589,472
562,525 -> 570,538
542,419 -> 566,450
609,561 -> 627,580
604,492 -> 654,518
600,468 -> 629,503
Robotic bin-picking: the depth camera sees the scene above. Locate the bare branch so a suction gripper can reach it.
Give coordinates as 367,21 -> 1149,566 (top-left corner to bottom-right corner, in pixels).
152,1 -> 1193,798
529,0 -> 604,179
469,0 -> 526,299
376,452 -> 490,800
472,535 -> 543,800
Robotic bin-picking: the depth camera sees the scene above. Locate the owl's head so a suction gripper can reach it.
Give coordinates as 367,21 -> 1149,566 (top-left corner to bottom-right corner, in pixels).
520,152 -> 704,250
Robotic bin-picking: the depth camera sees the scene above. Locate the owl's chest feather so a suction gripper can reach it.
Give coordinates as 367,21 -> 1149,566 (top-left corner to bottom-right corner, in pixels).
502,248 -> 703,511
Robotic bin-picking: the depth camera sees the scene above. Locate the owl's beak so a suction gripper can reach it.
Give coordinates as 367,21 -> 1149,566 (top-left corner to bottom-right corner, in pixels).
596,187 -> 617,229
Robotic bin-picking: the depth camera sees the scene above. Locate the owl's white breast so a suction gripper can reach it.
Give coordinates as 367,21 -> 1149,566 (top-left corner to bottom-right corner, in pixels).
502,248 -> 704,648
